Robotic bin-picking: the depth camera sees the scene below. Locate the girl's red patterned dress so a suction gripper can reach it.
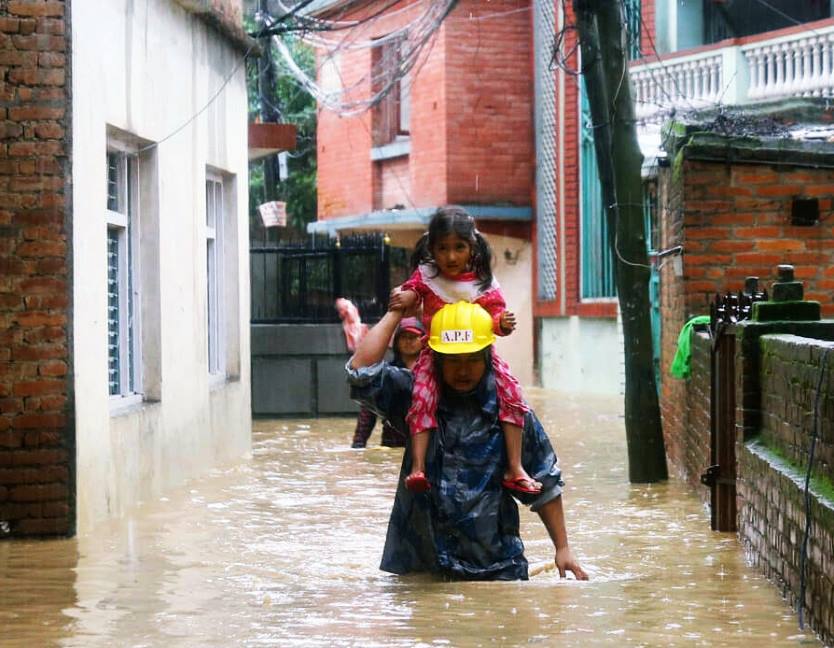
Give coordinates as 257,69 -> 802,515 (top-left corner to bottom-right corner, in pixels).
401,265 -> 528,435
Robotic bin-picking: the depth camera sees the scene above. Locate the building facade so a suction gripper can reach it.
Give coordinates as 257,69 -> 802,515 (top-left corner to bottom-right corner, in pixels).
309,0 -> 536,384
311,0 -> 834,394
535,0 -> 834,393
1,0 -> 255,536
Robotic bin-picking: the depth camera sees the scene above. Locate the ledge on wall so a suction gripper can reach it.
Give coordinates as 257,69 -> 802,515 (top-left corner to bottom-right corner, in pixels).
662,97 -> 834,168
307,204 -> 533,238
370,139 -> 411,161
173,0 -> 261,55
249,122 -> 297,160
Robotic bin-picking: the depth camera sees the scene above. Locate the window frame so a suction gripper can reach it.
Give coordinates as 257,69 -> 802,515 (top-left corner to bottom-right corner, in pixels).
578,75 -> 617,302
372,36 -> 411,147
396,40 -> 411,137
106,142 -> 143,408
205,171 -> 226,381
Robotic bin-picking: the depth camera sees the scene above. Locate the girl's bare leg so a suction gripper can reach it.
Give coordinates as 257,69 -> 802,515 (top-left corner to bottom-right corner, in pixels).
502,422 -> 542,492
410,431 -> 429,475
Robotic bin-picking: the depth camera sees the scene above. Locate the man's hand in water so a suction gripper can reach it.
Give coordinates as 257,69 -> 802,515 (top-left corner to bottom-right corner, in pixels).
499,310 -> 517,334
555,546 -> 589,580
389,288 -> 418,313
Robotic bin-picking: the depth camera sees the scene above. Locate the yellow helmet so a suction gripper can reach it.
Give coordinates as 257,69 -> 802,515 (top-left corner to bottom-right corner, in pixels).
428,301 -> 496,354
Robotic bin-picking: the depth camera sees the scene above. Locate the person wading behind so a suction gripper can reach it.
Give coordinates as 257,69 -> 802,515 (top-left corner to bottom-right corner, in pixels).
347,302 -> 588,581
351,317 -> 425,448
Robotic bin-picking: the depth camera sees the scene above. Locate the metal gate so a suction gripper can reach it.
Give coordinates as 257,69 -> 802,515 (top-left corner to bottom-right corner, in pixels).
249,233 -> 397,324
702,282 -> 768,531
705,324 -> 737,531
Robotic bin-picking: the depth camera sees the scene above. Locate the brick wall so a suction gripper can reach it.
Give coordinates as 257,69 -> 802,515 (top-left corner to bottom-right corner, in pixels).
315,0 -> 532,219
676,161 -> 834,318
639,0 -> 655,57
739,443 -> 834,646
659,165 -> 689,475
737,328 -> 834,645
407,14 -> 447,209
662,330 -> 711,498
759,335 -> 834,484
659,156 -> 834,488
443,0 -> 532,207
663,320 -> 834,643
316,45 -> 375,217
557,0 -> 581,315
0,0 -> 73,536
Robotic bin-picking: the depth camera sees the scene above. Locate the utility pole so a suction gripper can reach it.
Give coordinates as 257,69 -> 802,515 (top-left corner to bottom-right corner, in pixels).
573,0 -> 667,482
258,0 -> 282,242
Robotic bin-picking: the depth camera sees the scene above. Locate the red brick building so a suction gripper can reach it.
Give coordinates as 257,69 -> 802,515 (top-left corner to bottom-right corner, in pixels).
314,0 -> 533,220
308,0 -> 661,390
310,0 -> 834,392
658,108 -> 834,479
309,0 -> 537,383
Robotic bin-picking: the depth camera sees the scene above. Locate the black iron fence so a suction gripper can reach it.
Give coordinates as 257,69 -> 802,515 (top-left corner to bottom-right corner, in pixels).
251,233 -> 407,324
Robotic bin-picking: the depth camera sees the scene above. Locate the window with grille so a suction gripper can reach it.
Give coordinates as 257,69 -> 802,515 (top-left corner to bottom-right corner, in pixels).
579,79 -> 616,300
206,174 -> 224,376
644,181 -> 661,387
106,148 -> 141,398
534,0 -> 558,301
623,0 -> 642,60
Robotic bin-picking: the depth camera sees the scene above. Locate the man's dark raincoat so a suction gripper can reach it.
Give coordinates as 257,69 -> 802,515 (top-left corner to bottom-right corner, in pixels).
347,359 -> 564,580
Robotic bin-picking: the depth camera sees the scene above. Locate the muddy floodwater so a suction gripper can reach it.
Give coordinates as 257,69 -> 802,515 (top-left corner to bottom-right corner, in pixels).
0,390 -> 823,647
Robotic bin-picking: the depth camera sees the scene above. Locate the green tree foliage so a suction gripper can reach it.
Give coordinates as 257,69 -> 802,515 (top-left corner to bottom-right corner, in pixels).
247,33 -> 317,241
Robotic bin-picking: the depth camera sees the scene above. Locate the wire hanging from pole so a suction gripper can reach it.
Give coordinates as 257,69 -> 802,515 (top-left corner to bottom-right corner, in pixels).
262,0 -> 459,117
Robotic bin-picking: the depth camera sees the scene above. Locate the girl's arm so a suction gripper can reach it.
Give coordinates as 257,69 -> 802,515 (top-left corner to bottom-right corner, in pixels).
400,267 -> 429,299
389,287 -> 419,312
476,289 -> 514,336
389,266 -> 426,313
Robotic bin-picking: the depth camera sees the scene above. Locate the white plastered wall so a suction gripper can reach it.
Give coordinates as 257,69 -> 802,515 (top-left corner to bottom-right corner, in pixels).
487,234 -> 533,387
538,315 -> 624,395
72,0 -> 251,532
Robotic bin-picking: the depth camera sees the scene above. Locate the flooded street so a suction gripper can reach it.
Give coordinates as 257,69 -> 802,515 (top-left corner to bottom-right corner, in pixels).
0,390 -> 822,647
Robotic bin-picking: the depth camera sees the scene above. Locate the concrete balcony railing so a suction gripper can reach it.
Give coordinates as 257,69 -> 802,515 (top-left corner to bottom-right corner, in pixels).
743,26 -> 834,100
630,20 -> 834,123
631,50 -> 728,122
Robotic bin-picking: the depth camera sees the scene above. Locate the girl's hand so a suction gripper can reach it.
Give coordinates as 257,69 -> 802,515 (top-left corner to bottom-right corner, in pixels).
499,310 -> 517,334
389,288 -> 418,312
555,546 -> 589,580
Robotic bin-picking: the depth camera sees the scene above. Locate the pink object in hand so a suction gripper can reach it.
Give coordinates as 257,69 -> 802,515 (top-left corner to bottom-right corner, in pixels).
335,298 -> 368,352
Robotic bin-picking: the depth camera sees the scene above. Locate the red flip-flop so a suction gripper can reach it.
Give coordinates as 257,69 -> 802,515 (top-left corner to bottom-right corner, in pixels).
501,477 -> 542,495
405,471 -> 431,493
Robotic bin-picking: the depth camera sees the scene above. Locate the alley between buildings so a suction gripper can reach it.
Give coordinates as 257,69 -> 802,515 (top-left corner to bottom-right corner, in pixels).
0,390 -> 820,647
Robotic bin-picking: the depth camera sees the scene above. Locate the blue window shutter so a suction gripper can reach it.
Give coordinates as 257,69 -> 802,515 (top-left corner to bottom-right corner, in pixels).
580,79 -> 616,299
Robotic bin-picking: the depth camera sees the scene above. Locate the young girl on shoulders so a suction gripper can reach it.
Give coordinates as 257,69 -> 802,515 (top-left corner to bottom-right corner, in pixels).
388,205 -> 541,496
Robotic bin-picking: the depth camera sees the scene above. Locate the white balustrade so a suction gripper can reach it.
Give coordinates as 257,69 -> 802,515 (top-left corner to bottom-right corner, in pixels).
741,26 -> 834,100
630,22 -> 834,123
630,52 -> 723,123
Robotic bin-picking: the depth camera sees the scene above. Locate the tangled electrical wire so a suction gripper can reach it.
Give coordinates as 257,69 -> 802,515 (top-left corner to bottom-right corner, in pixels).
257,0 -> 459,117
